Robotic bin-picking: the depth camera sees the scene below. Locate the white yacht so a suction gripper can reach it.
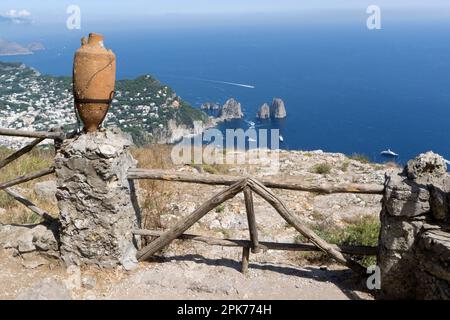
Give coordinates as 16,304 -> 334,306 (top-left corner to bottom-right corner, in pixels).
381,149 -> 399,157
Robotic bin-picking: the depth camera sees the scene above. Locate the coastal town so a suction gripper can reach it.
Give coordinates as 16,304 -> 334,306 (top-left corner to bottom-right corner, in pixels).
0,61 -> 207,149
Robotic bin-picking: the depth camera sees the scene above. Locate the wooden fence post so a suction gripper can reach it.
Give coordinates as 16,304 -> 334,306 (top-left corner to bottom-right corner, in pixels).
244,187 -> 261,254
241,247 -> 250,274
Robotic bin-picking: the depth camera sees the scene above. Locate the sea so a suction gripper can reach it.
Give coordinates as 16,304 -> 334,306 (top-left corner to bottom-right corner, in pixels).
1,12 -> 450,164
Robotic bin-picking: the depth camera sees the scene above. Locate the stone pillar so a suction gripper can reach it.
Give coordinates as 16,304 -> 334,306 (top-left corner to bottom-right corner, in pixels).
55,128 -> 140,268
378,151 -> 450,299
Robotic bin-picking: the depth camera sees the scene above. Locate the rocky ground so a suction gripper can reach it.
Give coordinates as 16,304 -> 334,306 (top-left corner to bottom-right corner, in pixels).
0,248 -> 371,300
0,149 -> 400,300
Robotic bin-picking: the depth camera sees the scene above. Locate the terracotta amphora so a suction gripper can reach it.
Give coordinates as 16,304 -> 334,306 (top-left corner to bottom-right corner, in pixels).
73,33 -> 116,133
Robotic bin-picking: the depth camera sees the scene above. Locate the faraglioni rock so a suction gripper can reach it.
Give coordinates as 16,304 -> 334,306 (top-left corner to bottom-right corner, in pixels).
219,98 -> 244,120
270,98 -> 287,119
257,103 -> 270,119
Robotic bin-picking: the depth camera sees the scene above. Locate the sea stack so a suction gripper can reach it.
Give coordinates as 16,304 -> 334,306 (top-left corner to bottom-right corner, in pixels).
257,103 -> 270,119
270,98 -> 287,119
220,98 -> 244,120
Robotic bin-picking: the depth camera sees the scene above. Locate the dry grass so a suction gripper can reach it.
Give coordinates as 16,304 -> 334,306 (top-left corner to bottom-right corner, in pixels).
348,153 -> 371,164
0,146 -> 57,224
130,145 -> 175,232
130,145 -> 234,234
131,145 -> 223,233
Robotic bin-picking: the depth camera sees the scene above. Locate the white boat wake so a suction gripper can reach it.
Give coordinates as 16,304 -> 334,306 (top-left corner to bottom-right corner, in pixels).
166,75 -> 255,89
195,77 -> 255,89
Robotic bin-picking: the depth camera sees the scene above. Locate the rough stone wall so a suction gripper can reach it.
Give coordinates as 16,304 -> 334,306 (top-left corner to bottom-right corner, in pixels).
55,128 -> 140,268
378,152 -> 450,299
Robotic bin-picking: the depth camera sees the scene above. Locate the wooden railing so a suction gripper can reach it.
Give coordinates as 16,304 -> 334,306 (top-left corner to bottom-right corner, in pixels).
128,170 -> 383,276
128,168 -> 384,195
0,128 -> 64,223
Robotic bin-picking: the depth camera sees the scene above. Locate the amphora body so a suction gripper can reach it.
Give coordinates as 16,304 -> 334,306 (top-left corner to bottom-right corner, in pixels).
73,33 -> 116,132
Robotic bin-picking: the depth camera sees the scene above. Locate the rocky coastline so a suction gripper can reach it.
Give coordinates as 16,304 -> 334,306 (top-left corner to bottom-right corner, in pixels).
173,96 -> 287,145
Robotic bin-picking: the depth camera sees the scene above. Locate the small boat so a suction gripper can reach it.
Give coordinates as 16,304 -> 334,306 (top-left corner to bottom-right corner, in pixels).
248,137 -> 257,142
279,135 -> 284,142
381,149 -> 399,157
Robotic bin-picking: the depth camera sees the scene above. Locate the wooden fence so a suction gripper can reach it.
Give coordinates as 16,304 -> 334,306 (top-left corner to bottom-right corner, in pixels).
0,128 -> 64,223
128,169 -> 382,275
0,127 -> 382,276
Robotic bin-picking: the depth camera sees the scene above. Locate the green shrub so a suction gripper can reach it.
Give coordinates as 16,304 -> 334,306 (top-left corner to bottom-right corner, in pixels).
311,163 -> 332,175
340,161 -> 350,172
296,215 -> 380,267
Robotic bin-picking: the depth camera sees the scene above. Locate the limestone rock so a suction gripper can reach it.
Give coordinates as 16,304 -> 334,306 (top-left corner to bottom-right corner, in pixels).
416,230 -> 450,299
429,185 -> 449,221
384,170 -> 430,217
270,98 -> 287,119
378,163 -> 450,299
156,119 -> 210,144
17,277 -> 72,300
219,98 -> 243,120
34,180 -> 57,203
0,223 -> 59,256
21,254 -> 50,269
256,103 -> 270,119
406,151 -> 447,180
55,128 -> 140,268
120,244 -> 139,271
379,211 -> 422,251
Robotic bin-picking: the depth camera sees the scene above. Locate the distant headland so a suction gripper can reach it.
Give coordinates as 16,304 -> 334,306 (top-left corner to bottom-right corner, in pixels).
0,39 -> 45,56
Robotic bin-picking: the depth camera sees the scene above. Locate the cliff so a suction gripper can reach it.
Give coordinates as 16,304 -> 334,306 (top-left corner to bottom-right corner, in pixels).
153,118 -> 214,144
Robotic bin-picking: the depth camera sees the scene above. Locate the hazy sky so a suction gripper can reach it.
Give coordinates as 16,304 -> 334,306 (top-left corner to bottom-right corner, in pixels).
1,0 -> 449,21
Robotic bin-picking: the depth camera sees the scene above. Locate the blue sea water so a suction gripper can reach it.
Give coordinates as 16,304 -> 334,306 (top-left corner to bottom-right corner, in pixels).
2,17 -> 450,164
